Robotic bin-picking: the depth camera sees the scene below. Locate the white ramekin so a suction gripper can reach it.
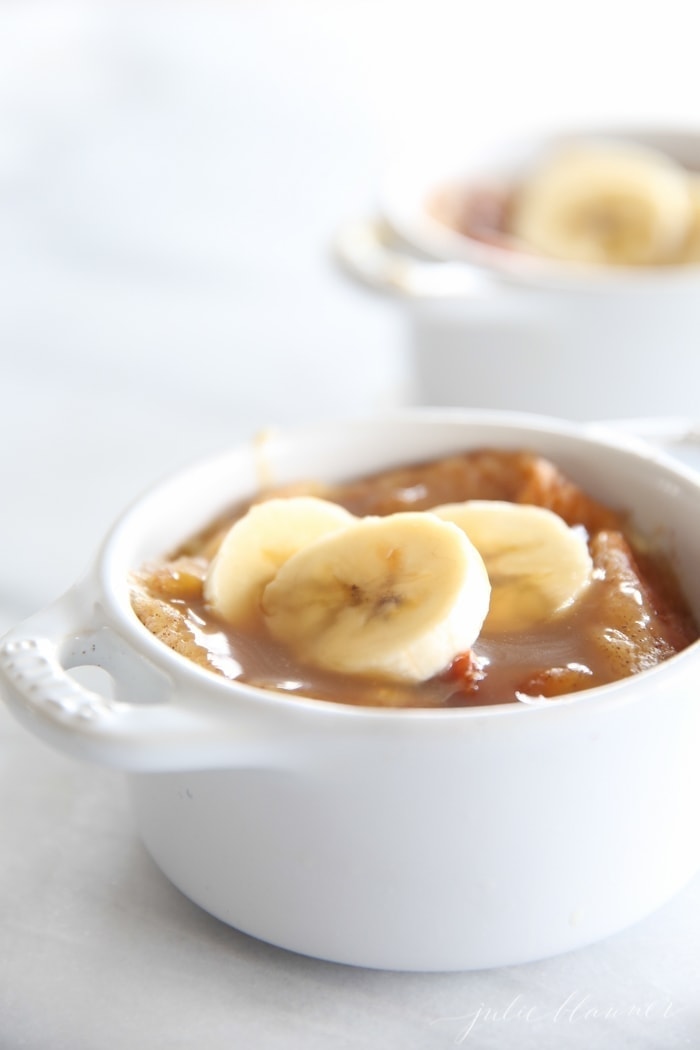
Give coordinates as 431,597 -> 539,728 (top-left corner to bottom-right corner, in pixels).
335,128 -> 700,420
2,410 -> 700,971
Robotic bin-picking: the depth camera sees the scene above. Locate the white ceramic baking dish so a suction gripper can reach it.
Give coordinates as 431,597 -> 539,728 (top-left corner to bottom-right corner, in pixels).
335,128 -> 700,420
1,410 -> 700,971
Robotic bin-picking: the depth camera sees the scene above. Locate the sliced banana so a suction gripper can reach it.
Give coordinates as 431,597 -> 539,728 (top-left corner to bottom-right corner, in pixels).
204,497 -> 356,626
678,174 -> 700,263
261,512 -> 491,683
432,501 -> 592,632
511,142 -> 693,266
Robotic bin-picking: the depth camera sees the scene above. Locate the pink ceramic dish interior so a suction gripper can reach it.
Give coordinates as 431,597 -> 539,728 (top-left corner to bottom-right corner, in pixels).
1,410 -> 700,972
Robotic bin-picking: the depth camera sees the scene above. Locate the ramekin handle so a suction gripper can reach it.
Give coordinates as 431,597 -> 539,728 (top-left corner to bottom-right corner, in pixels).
333,216 -> 487,298
0,584 -> 269,773
596,417 -> 700,447
592,418 -> 700,471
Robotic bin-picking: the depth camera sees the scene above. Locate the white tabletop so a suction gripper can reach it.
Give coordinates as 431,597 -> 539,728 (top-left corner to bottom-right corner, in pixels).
1,3 -> 699,1047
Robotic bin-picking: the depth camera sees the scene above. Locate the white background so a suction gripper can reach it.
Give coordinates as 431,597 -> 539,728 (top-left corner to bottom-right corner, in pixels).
1,2 -> 699,1047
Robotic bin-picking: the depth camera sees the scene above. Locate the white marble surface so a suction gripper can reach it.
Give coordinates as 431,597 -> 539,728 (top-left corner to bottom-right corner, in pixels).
1,2 -> 699,1047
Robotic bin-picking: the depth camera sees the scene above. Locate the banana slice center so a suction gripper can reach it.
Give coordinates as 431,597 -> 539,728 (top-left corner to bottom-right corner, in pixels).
262,512 -> 491,683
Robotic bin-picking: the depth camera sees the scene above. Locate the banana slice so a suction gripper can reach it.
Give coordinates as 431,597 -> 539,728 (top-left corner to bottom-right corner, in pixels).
204,497 -> 356,626
432,501 -> 592,632
511,142 -> 693,266
678,175 -> 700,262
261,512 -> 491,682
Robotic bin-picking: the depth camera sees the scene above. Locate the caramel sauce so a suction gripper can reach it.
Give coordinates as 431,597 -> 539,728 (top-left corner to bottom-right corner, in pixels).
130,450 -> 698,708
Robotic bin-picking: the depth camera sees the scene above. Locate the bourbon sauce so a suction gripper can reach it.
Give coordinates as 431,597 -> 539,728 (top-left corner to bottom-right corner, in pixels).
130,450 -> 698,708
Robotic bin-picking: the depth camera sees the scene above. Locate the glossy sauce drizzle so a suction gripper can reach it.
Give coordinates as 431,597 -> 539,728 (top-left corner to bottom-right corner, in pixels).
131,450 -> 698,708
